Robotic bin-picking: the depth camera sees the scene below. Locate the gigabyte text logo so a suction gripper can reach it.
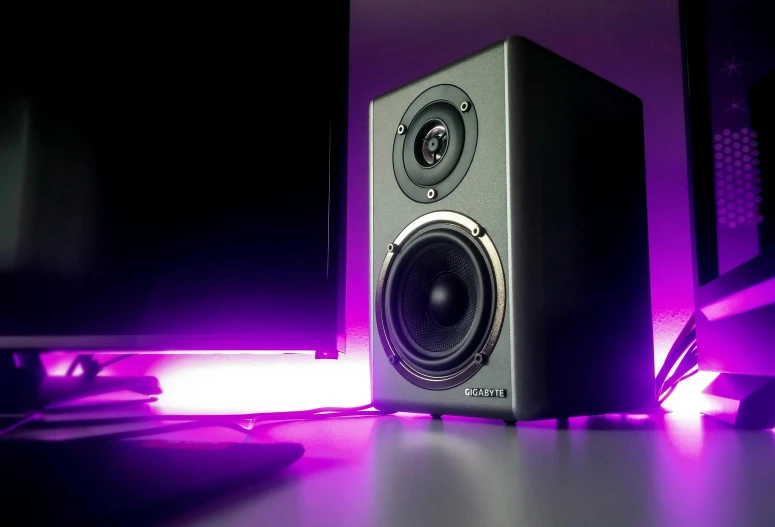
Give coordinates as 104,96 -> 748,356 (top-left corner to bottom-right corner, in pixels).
464,388 -> 507,398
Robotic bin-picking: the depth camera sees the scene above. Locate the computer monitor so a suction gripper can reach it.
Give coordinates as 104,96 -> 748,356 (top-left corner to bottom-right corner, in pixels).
0,5 -> 350,358
681,0 -> 775,427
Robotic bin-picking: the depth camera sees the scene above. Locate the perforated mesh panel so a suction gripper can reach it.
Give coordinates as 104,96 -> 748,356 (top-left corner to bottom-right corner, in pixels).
714,127 -> 763,228
400,245 -> 478,353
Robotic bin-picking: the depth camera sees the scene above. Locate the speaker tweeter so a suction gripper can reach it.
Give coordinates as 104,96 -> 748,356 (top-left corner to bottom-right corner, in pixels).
393,85 -> 478,203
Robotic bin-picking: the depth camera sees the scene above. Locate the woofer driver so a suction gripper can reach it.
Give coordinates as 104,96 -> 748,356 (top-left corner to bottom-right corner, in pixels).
375,211 -> 506,390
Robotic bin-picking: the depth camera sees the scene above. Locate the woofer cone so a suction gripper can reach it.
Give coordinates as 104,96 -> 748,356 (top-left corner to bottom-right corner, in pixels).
380,220 -> 498,383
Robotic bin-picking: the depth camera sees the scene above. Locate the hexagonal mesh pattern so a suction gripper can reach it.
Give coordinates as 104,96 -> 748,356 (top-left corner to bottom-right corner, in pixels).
714,127 -> 762,228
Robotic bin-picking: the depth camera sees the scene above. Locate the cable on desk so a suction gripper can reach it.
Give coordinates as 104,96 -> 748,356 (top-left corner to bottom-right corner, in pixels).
658,368 -> 699,405
89,408 -> 387,441
0,404 -> 386,438
0,413 -> 43,438
66,354 -> 138,379
655,315 -> 699,405
2,354 -> 140,438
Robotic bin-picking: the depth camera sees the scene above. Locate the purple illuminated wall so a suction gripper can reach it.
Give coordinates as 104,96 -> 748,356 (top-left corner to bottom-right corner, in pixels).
346,0 -> 694,372
46,0 -> 706,415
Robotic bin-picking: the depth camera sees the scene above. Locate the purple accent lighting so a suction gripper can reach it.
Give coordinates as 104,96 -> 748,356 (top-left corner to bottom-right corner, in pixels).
44,1 -> 706,416
701,275 -> 775,321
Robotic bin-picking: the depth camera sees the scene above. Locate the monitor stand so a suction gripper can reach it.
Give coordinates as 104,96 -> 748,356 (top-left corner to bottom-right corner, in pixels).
700,373 -> 775,429
0,351 -> 161,414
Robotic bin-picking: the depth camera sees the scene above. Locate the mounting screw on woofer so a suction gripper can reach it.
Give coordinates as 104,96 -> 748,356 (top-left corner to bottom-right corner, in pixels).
474,353 -> 485,365
471,225 -> 482,237
387,243 -> 395,253
397,124 -> 406,135
460,101 -> 470,113
388,355 -> 398,365
427,189 -> 437,200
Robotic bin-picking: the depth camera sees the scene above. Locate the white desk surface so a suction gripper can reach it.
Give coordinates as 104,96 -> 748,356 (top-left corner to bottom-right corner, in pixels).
7,410 -> 775,526
138,412 -> 775,527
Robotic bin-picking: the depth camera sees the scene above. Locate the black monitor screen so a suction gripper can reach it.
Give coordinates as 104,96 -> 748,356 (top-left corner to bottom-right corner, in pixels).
0,8 -> 349,350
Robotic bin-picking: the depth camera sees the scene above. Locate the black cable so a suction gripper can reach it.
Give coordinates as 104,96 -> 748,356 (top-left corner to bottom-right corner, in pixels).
4,353 -> 141,437
95,355 -> 137,373
16,355 -> 382,438
657,338 -> 699,403
661,345 -> 698,392
655,314 -> 698,400
66,354 -> 138,379
656,333 -> 695,393
0,413 -> 248,441
657,349 -> 698,404
0,413 -> 43,438
65,356 -> 83,376
660,363 -> 697,401
658,368 -> 699,405
77,408 -> 386,442
0,404 -> 383,436
655,315 -> 695,383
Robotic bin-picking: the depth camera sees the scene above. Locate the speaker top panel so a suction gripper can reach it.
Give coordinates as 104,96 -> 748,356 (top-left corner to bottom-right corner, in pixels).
393,85 -> 479,203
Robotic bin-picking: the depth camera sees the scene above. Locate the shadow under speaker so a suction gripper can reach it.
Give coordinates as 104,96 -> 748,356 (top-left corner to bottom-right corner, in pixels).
369,36 -> 656,422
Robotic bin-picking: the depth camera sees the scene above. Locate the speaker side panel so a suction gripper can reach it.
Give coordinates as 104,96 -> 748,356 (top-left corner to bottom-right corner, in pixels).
370,42 -> 516,420
506,37 -> 656,419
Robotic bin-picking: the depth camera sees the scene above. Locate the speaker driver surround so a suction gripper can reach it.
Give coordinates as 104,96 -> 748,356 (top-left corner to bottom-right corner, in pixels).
393,85 -> 478,203
376,211 -> 506,390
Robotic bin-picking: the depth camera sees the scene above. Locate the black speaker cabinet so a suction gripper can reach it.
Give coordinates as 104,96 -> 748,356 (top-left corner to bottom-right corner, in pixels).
369,36 -> 656,421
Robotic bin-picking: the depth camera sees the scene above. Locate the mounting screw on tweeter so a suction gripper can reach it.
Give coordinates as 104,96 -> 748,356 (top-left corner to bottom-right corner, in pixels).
427,189 -> 437,200
460,101 -> 470,113
397,124 -> 406,135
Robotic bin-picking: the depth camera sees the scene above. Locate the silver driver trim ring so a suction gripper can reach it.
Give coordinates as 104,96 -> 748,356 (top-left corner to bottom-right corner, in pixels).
375,210 -> 506,390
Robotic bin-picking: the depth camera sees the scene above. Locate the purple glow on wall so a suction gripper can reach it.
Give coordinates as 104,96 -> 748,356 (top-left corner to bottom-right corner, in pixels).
43,1 -> 707,415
